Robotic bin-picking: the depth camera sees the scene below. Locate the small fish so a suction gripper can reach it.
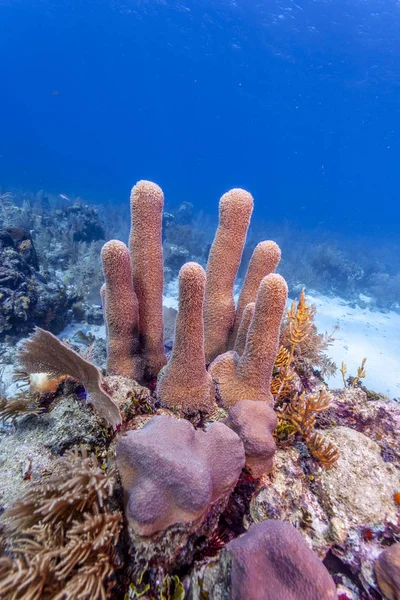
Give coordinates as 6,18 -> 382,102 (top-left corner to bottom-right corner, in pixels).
59,193 -> 71,202
164,340 -> 174,350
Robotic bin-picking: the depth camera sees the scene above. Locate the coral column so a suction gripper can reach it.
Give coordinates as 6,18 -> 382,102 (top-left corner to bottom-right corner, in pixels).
101,240 -> 141,380
157,262 -> 215,415
129,180 -> 167,379
204,188 -> 254,364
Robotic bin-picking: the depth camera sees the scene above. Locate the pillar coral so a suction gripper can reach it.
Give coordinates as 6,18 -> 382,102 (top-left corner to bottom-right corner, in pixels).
101,240 -> 141,379
228,240 -> 281,349
129,180 -> 167,378
233,302 -> 255,356
157,262 -> 215,415
204,188 -> 254,364
209,273 -> 288,408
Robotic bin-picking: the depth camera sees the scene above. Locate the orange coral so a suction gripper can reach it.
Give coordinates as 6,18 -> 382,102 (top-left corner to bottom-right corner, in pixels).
129,180 -> 166,378
101,240 -> 141,379
228,241 -> 281,349
157,263 -> 215,415
204,188 -> 254,364
209,273 -> 288,408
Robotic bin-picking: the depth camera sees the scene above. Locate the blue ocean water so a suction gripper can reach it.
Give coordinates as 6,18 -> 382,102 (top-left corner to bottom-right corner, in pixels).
0,0 -> 399,238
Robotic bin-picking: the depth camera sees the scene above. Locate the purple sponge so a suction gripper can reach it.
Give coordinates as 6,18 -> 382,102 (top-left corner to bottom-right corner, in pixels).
116,414 -> 245,536
227,520 -> 338,600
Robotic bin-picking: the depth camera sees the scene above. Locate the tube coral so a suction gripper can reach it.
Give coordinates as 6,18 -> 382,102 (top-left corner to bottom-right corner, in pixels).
101,240 -> 141,379
157,262 -> 215,415
209,273 -> 288,408
204,188 -> 254,364
129,180 -> 166,378
228,240 -> 281,349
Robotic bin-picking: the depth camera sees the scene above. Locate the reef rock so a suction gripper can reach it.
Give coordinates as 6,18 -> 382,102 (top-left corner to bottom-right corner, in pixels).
325,387 -> 400,468
0,228 -> 73,337
224,400 -> 277,478
115,414 -> 245,568
189,520 -> 337,600
250,426 -> 400,597
0,392 -> 106,512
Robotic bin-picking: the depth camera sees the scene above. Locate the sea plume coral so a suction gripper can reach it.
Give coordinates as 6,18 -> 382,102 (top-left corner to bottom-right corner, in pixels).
18,327 -> 121,428
157,262 -> 215,415
209,273 -> 288,408
204,188 -> 254,363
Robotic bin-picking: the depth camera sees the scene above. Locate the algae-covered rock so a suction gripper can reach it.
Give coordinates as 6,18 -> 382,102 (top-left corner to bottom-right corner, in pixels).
0,393 -> 109,512
250,426 -> 400,596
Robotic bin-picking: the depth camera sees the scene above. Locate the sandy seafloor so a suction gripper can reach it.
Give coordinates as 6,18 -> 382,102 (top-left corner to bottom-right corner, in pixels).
307,292 -> 400,400
2,285 -> 400,401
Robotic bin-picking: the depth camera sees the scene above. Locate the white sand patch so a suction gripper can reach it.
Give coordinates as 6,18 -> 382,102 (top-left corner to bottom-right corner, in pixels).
305,293 -> 400,400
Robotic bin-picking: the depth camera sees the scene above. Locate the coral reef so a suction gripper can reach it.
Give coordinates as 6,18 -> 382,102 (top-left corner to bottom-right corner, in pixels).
157,262 -> 215,415
0,228 -> 73,338
1,180 -> 399,600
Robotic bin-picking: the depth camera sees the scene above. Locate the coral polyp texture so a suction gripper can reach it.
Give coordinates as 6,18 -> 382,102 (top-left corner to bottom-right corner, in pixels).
101,240 -> 140,379
115,414 -> 245,537
209,273 -> 288,407
225,521 -> 338,600
233,301 -> 255,355
228,240 -> 281,349
157,262 -> 215,415
129,180 -> 166,378
204,188 -> 254,363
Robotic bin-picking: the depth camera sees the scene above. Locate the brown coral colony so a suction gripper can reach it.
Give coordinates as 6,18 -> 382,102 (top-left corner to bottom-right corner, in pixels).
9,179 -> 344,600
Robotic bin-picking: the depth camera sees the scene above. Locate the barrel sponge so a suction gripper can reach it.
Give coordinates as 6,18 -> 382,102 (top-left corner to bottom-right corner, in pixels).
115,415 -> 245,536
209,273 -> 288,408
227,521 -> 338,600
101,240 -> 141,379
229,240 -> 281,349
204,188 -> 254,364
129,180 -> 166,378
157,262 -> 215,415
